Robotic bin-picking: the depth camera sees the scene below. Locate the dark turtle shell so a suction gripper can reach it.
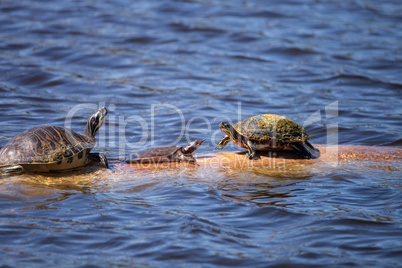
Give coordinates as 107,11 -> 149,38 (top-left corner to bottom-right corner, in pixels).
0,125 -> 94,166
234,114 -> 311,144
126,139 -> 205,164
126,146 -> 184,164
133,146 -> 181,159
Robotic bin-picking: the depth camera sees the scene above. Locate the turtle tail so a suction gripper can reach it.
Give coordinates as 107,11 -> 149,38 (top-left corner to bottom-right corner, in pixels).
290,141 -> 320,159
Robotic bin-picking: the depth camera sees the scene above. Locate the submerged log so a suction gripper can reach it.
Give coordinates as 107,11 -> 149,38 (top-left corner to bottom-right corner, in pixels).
4,145 -> 398,186
114,145 -> 401,173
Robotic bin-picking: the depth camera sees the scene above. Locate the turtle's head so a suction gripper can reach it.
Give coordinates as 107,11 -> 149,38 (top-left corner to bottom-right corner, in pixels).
183,139 -> 205,154
219,122 -> 234,136
84,107 -> 108,137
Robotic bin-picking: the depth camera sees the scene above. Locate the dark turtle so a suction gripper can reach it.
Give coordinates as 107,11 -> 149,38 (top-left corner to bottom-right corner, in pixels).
0,107 -> 109,174
126,139 -> 205,164
215,114 -> 320,159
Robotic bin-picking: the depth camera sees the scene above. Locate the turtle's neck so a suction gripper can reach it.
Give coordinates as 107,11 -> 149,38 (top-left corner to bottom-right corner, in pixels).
84,121 -> 98,138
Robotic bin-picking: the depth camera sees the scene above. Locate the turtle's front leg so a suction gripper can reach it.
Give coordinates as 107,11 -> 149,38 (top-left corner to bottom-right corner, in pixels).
89,153 -> 109,169
246,140 -> 259,160
214,135 -> 231,150
0,165 -> 23,175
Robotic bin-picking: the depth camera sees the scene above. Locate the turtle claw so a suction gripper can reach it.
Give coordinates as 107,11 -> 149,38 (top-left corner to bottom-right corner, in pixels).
246,152 -> 260,160
247,154 -> 260,160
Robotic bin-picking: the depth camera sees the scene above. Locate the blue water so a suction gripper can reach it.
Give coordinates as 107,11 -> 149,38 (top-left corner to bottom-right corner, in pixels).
0,0 -> 401,267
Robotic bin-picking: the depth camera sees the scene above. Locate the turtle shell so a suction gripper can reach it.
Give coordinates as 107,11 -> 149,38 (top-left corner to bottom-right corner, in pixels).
126,146 -> 184,164
0,125 -> 94,168
133,146 -> 181,159
126,140 -> 205,164
234,114 -> 311,144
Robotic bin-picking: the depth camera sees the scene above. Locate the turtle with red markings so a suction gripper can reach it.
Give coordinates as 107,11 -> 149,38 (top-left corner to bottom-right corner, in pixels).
215,114 -> 320,159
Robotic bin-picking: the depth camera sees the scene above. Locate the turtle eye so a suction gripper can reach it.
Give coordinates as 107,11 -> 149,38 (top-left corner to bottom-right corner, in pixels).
219,122 -> 228,128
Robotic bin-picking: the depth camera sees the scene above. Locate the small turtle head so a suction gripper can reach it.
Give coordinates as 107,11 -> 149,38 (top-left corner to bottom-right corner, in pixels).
182,139 -> 205,154
84,107 -> 108,137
